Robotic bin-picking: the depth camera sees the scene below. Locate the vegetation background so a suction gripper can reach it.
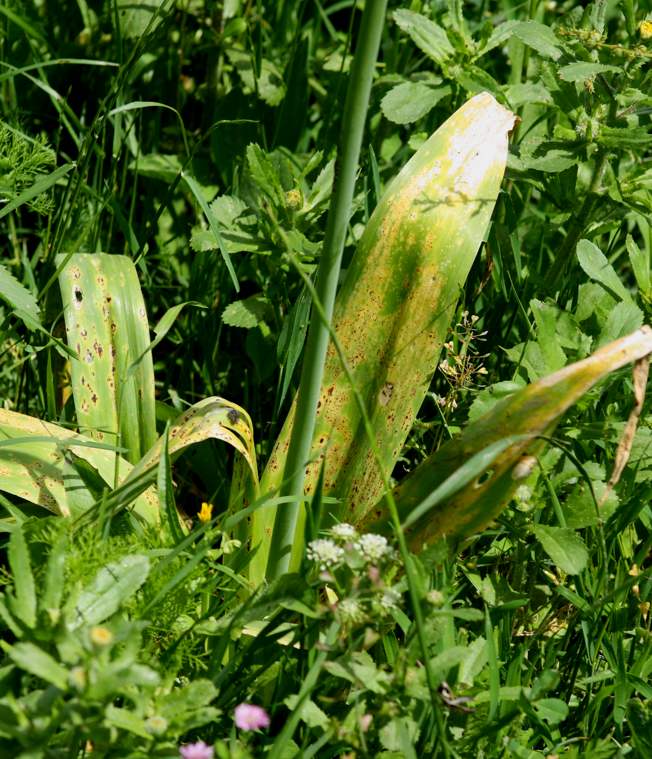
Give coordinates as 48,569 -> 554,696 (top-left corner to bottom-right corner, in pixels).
0,0 -> 651,757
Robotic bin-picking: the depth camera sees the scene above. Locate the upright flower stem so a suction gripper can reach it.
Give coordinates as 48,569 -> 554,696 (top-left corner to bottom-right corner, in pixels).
266,1 -> 388,580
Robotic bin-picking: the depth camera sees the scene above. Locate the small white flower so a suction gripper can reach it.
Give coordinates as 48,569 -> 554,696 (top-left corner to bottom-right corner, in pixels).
336,599 -> 365,624
330,523 -> 358,541
356,533 -> 392,563
145,715 -> 168,735
379,587 -> 401,611
307,538 -> 344,570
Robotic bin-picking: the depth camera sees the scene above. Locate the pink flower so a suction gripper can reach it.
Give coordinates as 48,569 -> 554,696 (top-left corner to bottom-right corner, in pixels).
234,702 -> 271,731
179,741 -> 214,759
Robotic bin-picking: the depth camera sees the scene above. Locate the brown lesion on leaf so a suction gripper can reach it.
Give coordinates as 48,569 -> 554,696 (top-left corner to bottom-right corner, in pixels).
93,341 -> 103,358
91,393 -> 98,405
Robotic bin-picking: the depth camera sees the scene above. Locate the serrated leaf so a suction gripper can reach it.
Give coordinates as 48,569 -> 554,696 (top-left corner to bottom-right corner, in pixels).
521,148 -> 577,173
116,0 -> 165,39
393,9 -> 455,64
8,528 -> 36,628
559,62 -> 621,82
129,153 -> 182,182
71,554 -> 150,628
0,264 -> 40,327
534,697 -> 569,724
481,20 -> 519,55
381,82 -> 449,124
209,194 -> 249,226
284,695 -> 329,729
597,300 -> 644,347
2,642 -> 68,690
454,65 -> 501,96
512,21 -> 563,60
577,239 -> 631,302
458,636 -> 488,687
226,48 -> 285,106
598,125 -> 652,149
627,234 -> 650,294
504,82 -> 553,107
104,705 -> 150,738
532,525 -> 588,574
468,380 -> 525,423
222,295 -> 269,329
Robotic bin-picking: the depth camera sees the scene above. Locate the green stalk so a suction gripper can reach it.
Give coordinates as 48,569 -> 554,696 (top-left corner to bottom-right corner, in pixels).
266,1 -> 388,579
278,252 -> 452,752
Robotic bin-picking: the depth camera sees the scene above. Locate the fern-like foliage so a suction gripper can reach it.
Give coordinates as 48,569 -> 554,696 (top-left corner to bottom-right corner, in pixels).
0,121 -> 56,215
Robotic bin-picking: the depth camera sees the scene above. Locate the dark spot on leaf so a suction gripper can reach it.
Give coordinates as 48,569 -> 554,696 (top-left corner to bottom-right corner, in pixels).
74,288 -> 83,302
227,408 -> 240,424
475,469 -> 493,487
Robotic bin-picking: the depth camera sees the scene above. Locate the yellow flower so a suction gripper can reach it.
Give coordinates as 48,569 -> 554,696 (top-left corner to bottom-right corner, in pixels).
198,501 -> 213,523
639,20 -> 652,39
90,626 -> 113,647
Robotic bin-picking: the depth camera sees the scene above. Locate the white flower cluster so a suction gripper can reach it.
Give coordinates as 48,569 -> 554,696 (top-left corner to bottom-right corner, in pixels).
306,538 -> 344,570
355,533 -> 393,563
329,522 -> 358,541
378,587 -> 401,611
336,598 -> 365,624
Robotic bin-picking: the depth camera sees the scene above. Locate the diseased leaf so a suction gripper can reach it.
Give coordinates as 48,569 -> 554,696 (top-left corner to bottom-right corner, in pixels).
58,254 -> 157,465
259,93 -> 516,581
377,328 -> 652,548
0,406 -> 157,519
532,525 -> 588,574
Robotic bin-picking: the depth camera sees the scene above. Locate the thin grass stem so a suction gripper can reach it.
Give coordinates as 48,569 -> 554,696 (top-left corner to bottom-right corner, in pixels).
266,0 -> 388,579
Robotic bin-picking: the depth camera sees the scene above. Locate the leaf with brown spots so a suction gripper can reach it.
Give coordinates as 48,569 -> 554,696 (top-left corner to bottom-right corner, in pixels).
0,408 -> 157,519
365,328 -> 652,549
58,254 -> 156,465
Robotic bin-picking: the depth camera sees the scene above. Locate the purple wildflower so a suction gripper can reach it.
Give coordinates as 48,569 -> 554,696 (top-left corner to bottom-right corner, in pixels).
179,741 -> 214,759
234,702 -> 271,731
